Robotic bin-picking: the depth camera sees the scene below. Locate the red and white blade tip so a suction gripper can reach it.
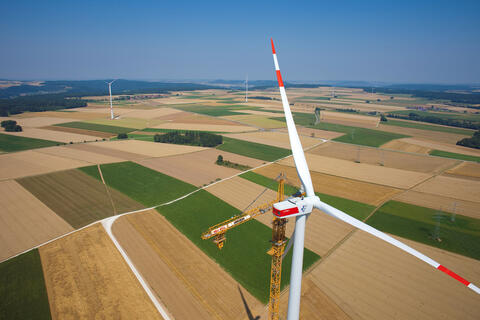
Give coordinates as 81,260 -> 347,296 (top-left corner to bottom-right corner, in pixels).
271,38 -> 276,54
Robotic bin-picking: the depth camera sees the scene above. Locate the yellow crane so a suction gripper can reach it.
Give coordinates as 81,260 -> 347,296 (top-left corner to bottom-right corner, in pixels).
201,174 -> 295,320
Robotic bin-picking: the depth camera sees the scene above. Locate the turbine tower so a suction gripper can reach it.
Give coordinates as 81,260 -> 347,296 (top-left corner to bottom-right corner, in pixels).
269,38 -> 479,320
106,79 -> 117,120
245,74 -> 248,103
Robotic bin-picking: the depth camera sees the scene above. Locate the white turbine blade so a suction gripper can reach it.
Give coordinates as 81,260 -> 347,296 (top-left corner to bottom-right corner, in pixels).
315,200 -> 480,295
271,39 -> 314,197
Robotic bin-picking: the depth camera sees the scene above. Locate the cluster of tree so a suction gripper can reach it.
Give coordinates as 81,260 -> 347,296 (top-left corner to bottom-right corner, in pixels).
215,155 -> 251,171
1,120 -> 22,132
0,95 -> 87,116
456,130 -> 480,149
335,108 -> 358,113
249,96 -> 274,100
117,133 -> 128,139
387,112 -> 479,130
380,114 -> 388,122
154,131 -> 222,147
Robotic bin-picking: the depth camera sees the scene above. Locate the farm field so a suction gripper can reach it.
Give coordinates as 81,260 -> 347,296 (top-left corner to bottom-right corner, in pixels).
42,125 -> 114,138
0,132 -> 58,152
67,142 -> 147,160
206,176 -> 358,257
255,163 -> 401,206
311,231 -> 480,320
137,148 -> 263,187
309,141 -> 457,173
18,169 -> 143,228
412,175 -> 480,203
223,130 -> 321,149
383,119 -> 475,135
319,110 -> 380,128
445,161 -> 480,178
39,224 -> 162,319
0,180 -> 73,261
86,117 -> 163,129
1,116 -> 75,128
0,150 -> 88,180
36,145 -> 124,164
0,250 -> 51,320
284,126 -> 344,140
401,137 -> 480,156
377,123 -> 470,145
81,161 -> 197,207
1,127 -> 100,143
87,139 -> 207,159
117,107 -> 182,119
380,138 -> 431,154
55,121 -> 136,134
153,122 -> 256,132
367,201 -> 480,260
113,210 -> 262,320
430,149 -> 480,163
157,189 -> 320,303
223,114 -> 286,129
217,136 -> 291,162
279,153 -> 431,189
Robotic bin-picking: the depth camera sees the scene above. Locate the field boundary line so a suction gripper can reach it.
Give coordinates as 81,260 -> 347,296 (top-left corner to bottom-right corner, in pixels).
98,164 -> 117,215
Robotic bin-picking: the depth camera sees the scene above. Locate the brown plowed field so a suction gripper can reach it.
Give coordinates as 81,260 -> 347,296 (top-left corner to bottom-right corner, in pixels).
17,111 -> 103,120
378,124 -> 471,145
309,141 -> 456,173
119,107 -> 182,119
17,169 -> 143,228
445,161 -> 480,179
0,180 -> 73,261
320,111 -> 380,128
112,210 -> 261,320
401,137 -> 480,156
412,175 -> 480,203
39,224 -> 162,319
380,138 -> 431,154
157,111 -> 243,125
1,127 -> 100,143
255,163 -> 400,206
10,116 -> 76,127
279,153 -> 431,189
223,131 -> 321,149
36,146 -> 123,164
89,140 -> 207,159
310,231 -> 480,319
43,125 -> 114,138
137,149 -> 263,187
206,177 -> 354,257
393,191 -> 480,219
0,150 -> 89,180
68,143 -> 145,160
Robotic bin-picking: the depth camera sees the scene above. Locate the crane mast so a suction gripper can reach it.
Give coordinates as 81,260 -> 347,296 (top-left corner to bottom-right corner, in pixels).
201,174 -> 290,320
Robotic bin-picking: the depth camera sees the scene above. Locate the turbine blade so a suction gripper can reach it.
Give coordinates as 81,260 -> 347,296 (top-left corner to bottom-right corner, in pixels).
271,39 -> 315,197
315,200 -> 480,295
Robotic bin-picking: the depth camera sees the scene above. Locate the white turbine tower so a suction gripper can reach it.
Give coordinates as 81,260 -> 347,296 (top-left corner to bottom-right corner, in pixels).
106,79 -> 117,120
269,38 -> 480,320
245,74 -> 248,103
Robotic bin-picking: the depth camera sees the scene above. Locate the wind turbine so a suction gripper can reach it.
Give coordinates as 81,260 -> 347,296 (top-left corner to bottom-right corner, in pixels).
105,79 -> 117,120
269,38 -> 479,320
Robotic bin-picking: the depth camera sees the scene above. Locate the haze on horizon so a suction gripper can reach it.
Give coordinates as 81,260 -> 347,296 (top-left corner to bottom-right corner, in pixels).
1,0 -> 479,84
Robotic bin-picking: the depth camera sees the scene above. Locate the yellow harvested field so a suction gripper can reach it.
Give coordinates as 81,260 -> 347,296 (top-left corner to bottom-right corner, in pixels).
112,210 -> 261,320
393,191 -> 480,219
401,137 -> 480,156
4,116 -> 76,128
240,109 -> 286,117
157,111 -> 245,126
36,145 -> 124,165
310,231 -> 480,320
153,122 -> 256,132
206,177 -> 354,257
378,125 -> 471,145
42,125 -> 114,138
445,162 -> 480,179
223,114 -> 286,129
1,127 -> 101,143
68,143 -> 147,161
119,107 -> 182,119
255,163 -> 401,206
40,224 -> 162,319
279,153 -> 431,189
223,131 -> 322,149
0,150 -> 89,180
413,175 -> 480,203
18,111 -> 103,120
320,111 -> 380,128
89,139 -> 207,159
381,138 -> 431,154
87,117 -> 163,129
137,149 -> 263,187
0,180 -> 73,261
284,127 -> 344,140
309,141 -> 456,174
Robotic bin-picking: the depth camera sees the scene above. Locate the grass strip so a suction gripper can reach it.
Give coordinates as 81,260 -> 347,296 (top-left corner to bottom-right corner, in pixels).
0,133 -> 59,152
429,150 -> 480,162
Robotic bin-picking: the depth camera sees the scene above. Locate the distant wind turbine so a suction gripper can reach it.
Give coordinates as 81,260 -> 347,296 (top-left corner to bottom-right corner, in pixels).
105,79 -> 117,120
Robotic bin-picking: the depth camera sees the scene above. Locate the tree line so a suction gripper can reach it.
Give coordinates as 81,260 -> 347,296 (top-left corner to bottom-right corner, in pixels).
154,131 -> 222,147
387,112 -> 480,130
1,120 -> 22,132
457,130 -> 480,149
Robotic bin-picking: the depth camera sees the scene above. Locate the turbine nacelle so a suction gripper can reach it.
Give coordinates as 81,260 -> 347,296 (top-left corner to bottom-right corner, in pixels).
273,196 -> 319,219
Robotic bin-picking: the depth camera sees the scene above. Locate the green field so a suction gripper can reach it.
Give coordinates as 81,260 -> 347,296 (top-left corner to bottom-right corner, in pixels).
81,161 -> 197,207
272,113 -> 408,147
158,189 -> 320,303
217,137 -> 291,162
140,128 -> 224,134
240,171 -> 375,221
429,150 -> 480,162
55,121 -> 135,134
367,201 -> 480,260
383,119 -> 474,135
173,104 -> 259,117
0,133 -> 59,152
0,250 -> 51,320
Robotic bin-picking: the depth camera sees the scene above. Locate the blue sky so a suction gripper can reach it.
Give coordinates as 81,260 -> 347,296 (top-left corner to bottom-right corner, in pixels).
0,0 -> 479,83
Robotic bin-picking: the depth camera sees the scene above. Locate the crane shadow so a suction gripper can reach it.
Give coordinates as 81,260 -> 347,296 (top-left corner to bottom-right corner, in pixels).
238,285 -> 261,320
